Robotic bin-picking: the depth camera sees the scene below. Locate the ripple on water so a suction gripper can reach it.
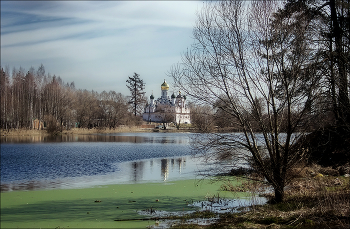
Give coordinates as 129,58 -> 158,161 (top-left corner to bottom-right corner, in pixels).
1,135 -> 193,189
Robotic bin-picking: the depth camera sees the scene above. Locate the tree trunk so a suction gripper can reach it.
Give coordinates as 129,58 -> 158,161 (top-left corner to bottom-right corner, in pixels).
273,167 -> 285,203
330,0 -> 350,126
274,186 -> 284,203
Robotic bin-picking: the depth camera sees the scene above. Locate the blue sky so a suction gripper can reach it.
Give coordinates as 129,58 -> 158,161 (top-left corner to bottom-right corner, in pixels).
1,1 -> 202,98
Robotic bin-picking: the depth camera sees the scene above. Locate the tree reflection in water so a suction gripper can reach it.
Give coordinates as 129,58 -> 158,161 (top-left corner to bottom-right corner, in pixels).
161,159 -> 168,181
126,157 -> 189,183
1,133 -> 200,191
131,161 -> 144,182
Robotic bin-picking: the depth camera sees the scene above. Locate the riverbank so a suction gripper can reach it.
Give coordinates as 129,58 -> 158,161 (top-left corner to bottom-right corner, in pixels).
173,165 -> 349,229
0,125 -> 194,137
0,127 -> 149,137
0,178 -> 253,228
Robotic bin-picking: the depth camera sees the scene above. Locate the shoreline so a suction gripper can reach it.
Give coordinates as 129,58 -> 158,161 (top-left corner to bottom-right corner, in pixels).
0,126 -> 195,137
0,127 -> 151,137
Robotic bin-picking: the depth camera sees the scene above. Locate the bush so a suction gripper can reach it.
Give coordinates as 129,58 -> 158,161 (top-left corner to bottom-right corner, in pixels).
45,115 -> 60,135
296,127 -> 350,167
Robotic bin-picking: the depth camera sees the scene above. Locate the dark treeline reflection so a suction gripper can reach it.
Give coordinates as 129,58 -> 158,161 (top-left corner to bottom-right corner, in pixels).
0,133 -> 190,144
0,135 -> 145,143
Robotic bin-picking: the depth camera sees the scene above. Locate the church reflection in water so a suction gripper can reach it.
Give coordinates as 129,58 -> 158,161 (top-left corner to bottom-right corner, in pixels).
129,157 -> 188,182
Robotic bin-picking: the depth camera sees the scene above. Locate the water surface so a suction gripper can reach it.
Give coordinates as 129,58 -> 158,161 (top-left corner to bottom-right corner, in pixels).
1,133 -> 206,191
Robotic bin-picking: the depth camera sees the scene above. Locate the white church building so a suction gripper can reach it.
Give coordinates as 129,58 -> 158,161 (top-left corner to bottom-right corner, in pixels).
143,80 -> 191,124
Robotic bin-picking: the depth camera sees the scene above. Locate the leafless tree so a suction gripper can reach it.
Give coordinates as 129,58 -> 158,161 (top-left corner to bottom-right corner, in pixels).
0,64 -> 141,132
98,90 -> 130,128
74,89 -> 99,128
0,67 -> 10,130
169,0 -> 322,202
160,112 -> 175,130
189,103 -> 216,132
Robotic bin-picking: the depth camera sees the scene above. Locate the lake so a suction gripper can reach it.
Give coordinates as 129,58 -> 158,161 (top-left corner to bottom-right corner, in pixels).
1,132 -> 269,228
1,132 -> 212,191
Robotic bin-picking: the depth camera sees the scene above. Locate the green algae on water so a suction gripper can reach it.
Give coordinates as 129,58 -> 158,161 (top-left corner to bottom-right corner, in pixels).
1,179 -> 247,228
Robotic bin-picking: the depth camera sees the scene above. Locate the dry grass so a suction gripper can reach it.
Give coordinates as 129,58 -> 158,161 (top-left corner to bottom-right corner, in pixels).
0,126 -> 153,137
0,124 -> 195,137
172,165 -> 349,229
0,128 -> 48,136
61,126 -> 153,134
213,167 -> 350,229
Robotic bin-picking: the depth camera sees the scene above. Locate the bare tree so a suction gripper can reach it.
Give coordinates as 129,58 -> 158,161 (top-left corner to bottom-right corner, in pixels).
109,91 -> 130,127
74,89 -> 99,128
190,104 -> 216,132
160,112 -> 175,130
24,70 -> 35,129
126,73 -> 146,116
0,67 -> 10,130
97,90 -> 130,128
169,0 -> 321,203
0,64 -> 143,132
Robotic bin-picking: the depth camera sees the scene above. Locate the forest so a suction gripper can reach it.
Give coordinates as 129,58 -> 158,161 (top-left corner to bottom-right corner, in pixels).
0,64 -> 142,133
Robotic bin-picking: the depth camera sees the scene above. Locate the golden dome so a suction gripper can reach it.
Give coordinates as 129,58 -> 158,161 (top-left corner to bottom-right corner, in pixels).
161,80 -> 169,90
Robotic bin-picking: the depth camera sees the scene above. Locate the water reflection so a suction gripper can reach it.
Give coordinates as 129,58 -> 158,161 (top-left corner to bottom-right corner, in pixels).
1,155 -> 202,192
0,132 -> 199,192
161,159 -> 168,181
131,161 -> 145,182
0,132 -> 191,144
1,134 -> 146,143
122,157 -> 191,184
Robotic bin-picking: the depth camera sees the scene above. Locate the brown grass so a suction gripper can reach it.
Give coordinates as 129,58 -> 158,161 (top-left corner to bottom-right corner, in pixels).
1,124 -> 195,137
0,128 -> 48,136
223,169 -> 348,228
0,126 -> 153,137
172,166 -> 349,229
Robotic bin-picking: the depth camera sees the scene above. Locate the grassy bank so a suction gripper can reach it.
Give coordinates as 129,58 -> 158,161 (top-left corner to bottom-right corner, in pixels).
0,124 -> 195,137
0,127 -> 150,137
0,178 -> 251,228
172,165 -> 350,229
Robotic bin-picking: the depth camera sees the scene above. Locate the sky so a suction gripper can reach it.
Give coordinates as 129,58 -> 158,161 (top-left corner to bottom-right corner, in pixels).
1,1 -> 203,98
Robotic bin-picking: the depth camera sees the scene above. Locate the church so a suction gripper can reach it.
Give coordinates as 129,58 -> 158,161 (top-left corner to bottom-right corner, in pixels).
143,80 -> 191,124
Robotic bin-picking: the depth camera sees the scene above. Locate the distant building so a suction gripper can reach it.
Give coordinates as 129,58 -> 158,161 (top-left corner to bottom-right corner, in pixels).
143,80 -> 191,124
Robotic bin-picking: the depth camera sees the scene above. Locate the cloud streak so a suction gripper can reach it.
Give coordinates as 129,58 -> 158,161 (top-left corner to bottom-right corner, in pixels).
1,1 -> 201,95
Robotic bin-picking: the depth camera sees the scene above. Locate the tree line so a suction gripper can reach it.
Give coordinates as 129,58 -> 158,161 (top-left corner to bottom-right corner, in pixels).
0,64 -> 142,132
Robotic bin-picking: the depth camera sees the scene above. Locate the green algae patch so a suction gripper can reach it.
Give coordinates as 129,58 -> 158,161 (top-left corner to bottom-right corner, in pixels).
1,179 -> 247,228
